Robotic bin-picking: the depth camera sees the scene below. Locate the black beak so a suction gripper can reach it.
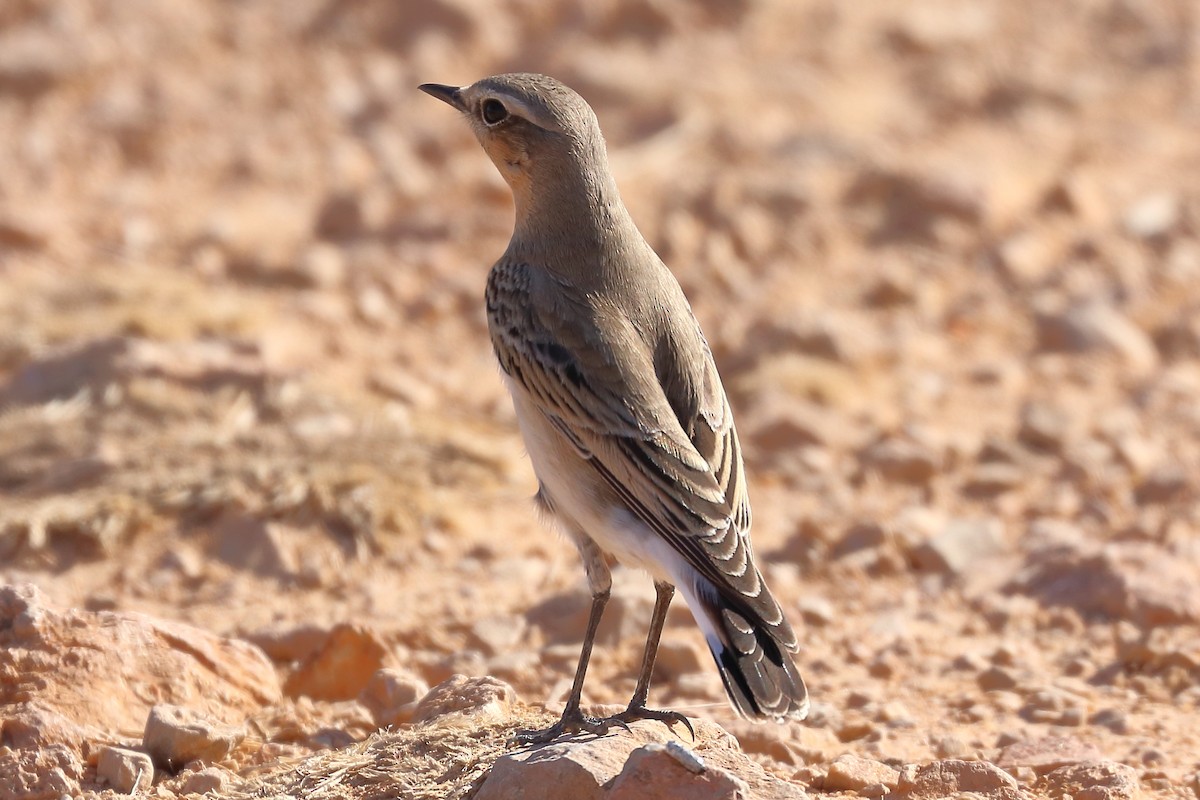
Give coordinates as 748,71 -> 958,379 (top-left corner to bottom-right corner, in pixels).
419,83 -> 466,111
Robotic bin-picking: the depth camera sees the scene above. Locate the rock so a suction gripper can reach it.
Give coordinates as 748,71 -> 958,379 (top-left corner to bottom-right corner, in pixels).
998,736 -> 1104,777
910,517 -> 1006,575
895,759 -> 1024,799
283,623 -> 390,701
296,242 -> 347,289
143,704 -> 246,770
831,521 -> 887,559
96,746 -> 154,793
1040,761 -> 1139,800
211,514 -> 298,577
1123,193 -> 1179,239
860,438 -> 940,485
474,717 -> 803,800
1034,303 -> 1158,373
0,584 -> 278,754
1018,403 -> 1070,453
654,635 -> 706,678
360,667 -> 430,728
412,674 -> 517,723
1153,315 -> 1200,361
468,614 -> 528,657
607,742 -> 751,800
978,666 -> 1020,692
1135,464 -> 1189,505
963,463 -> 1026,497
526,573 -> 654,649
1012,541 -> 1200,626
1021,687 -> 1087,726
797,596 -> 836,628
0,744 -> 84,800
1088,708 -> 1129,734
175,765 -> 235,795
824,754 -> 899,792
243,623 -> 330,664
841,166 -> 982,245
1116,626 -> 1200,682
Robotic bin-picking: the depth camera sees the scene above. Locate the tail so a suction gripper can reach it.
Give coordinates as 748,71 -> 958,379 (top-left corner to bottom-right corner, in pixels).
684,578 -> 809,722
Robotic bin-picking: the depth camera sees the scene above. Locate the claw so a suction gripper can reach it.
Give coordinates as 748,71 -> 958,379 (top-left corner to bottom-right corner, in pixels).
511,707 -> 621,745
613,706 -> 696,741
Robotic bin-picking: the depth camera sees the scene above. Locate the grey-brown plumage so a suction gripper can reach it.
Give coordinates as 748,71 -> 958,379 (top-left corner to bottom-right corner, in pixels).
421,73 -> 808,739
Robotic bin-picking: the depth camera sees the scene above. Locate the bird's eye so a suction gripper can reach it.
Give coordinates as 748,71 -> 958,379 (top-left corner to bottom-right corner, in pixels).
481,98 -> 509,125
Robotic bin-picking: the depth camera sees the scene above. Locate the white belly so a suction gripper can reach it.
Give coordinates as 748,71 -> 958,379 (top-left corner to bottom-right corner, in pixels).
506,379 -> 678,583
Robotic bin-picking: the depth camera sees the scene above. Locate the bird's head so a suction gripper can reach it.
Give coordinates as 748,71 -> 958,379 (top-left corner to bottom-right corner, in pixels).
420,73 -> 607,199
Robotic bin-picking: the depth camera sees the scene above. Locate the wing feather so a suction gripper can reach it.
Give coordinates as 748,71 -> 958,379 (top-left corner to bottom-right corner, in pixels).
487,259 -> 794,649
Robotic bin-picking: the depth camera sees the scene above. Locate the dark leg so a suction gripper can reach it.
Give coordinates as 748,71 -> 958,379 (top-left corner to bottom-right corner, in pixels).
613,581 -> 695,739
514,536 -> 620,744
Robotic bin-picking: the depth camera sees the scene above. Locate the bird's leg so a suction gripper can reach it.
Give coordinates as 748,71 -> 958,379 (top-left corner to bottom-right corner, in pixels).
514,536 -> 621,744
613,581 -> 695,739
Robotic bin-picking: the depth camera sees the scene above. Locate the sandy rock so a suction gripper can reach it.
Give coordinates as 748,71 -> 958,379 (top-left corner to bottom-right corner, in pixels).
998,736 -> 1104,777
896,759 -> 1025,799
910,517 -> 1006,575
1034,303 -> 1158,373
860,438 -> 939,485
655,635 -> 707,678
823,753 -> 899,792
475,716 -> 801,800
211,514 -> 298,577
412,674 -> 517,723
174,765 -> 235,795
1116,626 -> 1200,684
143,704 -> 246,770
469,614 -> 528,657
1153,315 -> 1200,361
526,574 -> 655,649
1123,192 -> 1179,239
360,667 -> 430,728
243,622 -> 330,664
0,744 -> 83,800
1134,464 -> 1189,505
1018,403 -> 1070,453
1040,761 -> 1139,800
963,462 -> 1026,497
842,166 -> 982,245
283,623 -> 389,701
0,584 -> 277,754
96,746 -> 154,794
1013,541 -> 1200,626
607,742 -> 751,800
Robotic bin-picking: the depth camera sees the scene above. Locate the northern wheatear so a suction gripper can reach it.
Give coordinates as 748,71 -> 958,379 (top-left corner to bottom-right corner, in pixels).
421,73 -> 808,743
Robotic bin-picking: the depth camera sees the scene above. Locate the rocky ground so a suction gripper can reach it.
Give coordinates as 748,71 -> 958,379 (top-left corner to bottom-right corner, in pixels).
2,0 -> 1199,798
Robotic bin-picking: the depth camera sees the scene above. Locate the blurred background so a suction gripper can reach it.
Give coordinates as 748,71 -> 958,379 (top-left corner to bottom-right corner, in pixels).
1,0 -> 1199,794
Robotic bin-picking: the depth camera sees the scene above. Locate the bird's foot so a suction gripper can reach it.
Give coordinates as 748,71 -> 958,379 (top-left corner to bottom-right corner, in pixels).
612,705 -> 696,741
511,706 -> 631,745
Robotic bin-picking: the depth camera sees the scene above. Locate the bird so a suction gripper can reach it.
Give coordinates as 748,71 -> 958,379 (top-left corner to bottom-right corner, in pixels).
420,73 -> 808,743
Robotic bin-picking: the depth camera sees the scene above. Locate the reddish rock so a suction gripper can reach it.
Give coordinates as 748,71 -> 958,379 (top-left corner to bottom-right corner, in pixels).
1013,542 -> 1200,626
0,744 -> 83,800
413,674 -> 518,723
1040,761 -> 1139,800
896,759 -> 1025,799
143,704 -> 246,770
283,623 -> 389,701
998,736 -> 1104,777
0,584 -> 278,752
824,753 -> 900,792
607,742 -> 750,800
360,667 -> 430,728
96,746 -> 154,793
474,716 -> 801,800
